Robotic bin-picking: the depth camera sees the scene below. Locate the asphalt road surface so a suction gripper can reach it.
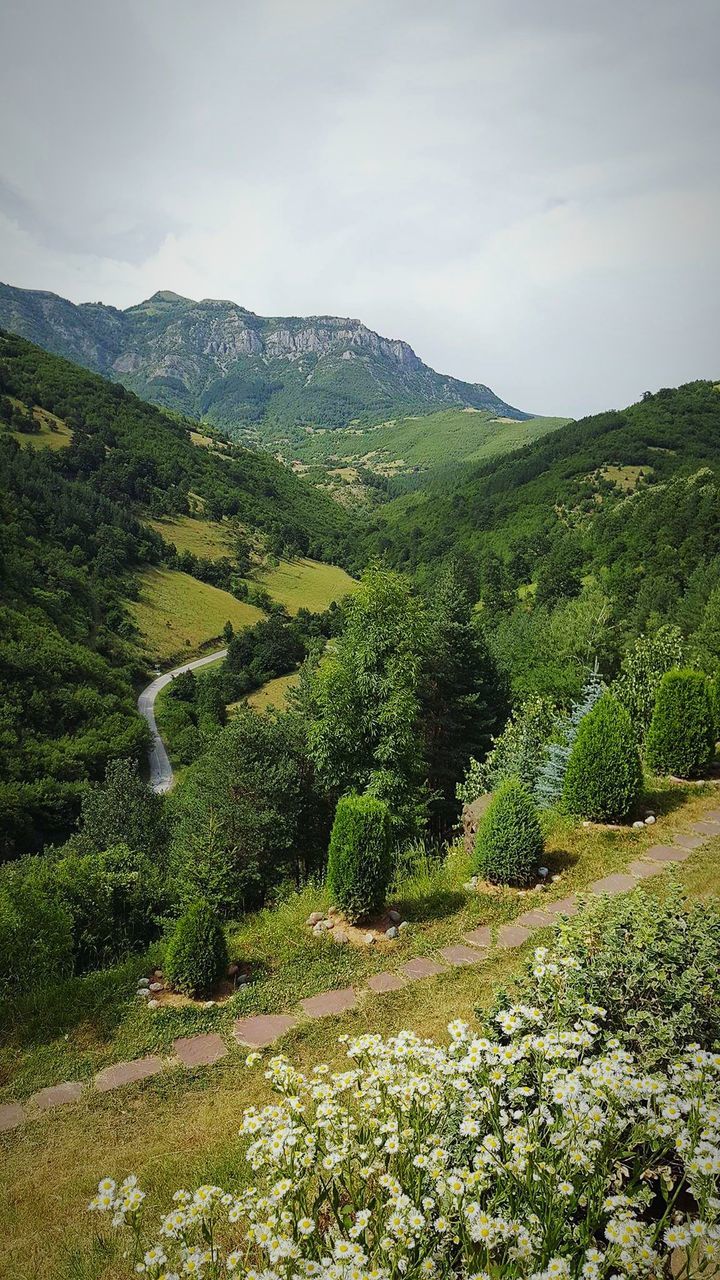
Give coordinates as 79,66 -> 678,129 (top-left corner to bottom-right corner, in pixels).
137,648 -> 227,793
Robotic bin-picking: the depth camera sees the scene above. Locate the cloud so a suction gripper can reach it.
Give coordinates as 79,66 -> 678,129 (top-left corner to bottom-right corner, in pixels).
0,0 -> 718,415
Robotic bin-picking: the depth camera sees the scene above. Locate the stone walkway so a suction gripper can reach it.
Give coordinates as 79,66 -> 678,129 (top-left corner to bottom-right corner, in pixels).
2,808 -> 719,1137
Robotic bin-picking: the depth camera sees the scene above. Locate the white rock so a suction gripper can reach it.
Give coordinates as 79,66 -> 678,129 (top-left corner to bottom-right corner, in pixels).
645,815 -> 656,825
149,982 -> 163,992
137,977 -> 150,989
398,920 -> 409,930
632,820 -> 645,829
463,881 -> 477,892
387,909 -> 401,924
365,932 -> 375,946
538,866 -> 549,878
147,999 -> 159,1009
551,873 -> 562,883
582,820 -> 591,827
136,988 -> 150,1000
306,912 -> 324,927
204,1000 -> 215,1008
236,973 -> 249,985
312,920 -> 328,936
385,925 -> 399,940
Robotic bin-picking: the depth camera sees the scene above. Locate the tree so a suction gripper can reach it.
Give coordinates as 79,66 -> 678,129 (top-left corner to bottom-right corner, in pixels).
534,663 -> 605,809
169,708 -> 328,915
613,625 -> 686,742
645,670 -> 716,779
474,779 -> 543,887
691,587 -> 720,673
77,759 -> 165,860
303,568 -> 429,839
164,901 -> 228,997
562,693 -> 642,821
326,793 -> 392,923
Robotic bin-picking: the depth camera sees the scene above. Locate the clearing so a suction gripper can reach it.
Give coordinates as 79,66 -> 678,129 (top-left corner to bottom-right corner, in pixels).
146,514 -> 235,560
2,402 -> 73,451
256,557 -> 357,613
129,568 -> 263,662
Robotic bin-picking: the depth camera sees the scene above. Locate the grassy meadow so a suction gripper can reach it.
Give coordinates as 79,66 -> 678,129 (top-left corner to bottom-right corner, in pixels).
146,514 -> 235,560
129,568 -> 264,662
255,556 -> 357,613
2,402 -> 73,451
242,670 -> 300,713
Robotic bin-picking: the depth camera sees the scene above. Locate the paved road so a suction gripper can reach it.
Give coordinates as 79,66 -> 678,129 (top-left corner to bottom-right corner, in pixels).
137,648 -> 228,793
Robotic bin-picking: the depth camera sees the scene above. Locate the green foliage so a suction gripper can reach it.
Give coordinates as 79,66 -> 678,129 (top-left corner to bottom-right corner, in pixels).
613,625 -> 686,742
502,889 -> 720,1067
562,693 -> 642,821
77,759 -> 165,859
164,901 -> 228,997
534,664 -> 605,809
0,864 -> 74,998
458,697 -> 557,803
170,708 -> 328,916
691,585 -> 720,672
645,668 -> 716,779
473,778 -> 543,887
326,793 -> 392,923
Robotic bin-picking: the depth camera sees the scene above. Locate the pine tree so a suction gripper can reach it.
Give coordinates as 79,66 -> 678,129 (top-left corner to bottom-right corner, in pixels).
534,663 -> 604,809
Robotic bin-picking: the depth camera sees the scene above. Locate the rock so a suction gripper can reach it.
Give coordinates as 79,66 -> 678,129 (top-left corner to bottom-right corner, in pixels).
551,873 -> 562,883
204,1000 -> 215,1008
153,969 -> 163,979
645,815 -> 656,825
306,912 -> 324,927
632,820 -> 645,829
365,932 -> 375,946
331,926 -> 348,944
137,977 -> 150,989
538,866 -> 549,878
387,909 -> 401,924
236,973 -> 249,985
312,920 -> 328,936
385,926 -> 399,940
327,906 -> 340,918
227,963 -> 239,978
463,881 -> 477,892
149,982 -> 163,992
582,820 -> 591,827
136,988 -> 150,1000
398,920 -> 409,931
147,999 -> 159,1009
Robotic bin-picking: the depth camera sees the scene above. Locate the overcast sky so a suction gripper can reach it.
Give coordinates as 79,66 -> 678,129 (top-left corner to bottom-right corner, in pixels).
0,0 -> 718,417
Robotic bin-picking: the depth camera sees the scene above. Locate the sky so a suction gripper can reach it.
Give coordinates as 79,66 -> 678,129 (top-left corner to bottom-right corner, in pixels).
0,0 -> 718,418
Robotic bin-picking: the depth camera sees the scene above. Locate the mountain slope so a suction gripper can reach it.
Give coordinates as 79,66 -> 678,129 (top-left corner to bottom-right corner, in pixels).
0,283 -> 530,436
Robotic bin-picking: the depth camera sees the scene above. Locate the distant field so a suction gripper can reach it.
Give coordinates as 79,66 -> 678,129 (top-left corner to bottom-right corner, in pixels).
2,402 -> 73,451
230,670 -> 301,716
292,408 -> 570,475
257,557 -> 357,613
130,567 -> 263,661
147,514 -> 234,560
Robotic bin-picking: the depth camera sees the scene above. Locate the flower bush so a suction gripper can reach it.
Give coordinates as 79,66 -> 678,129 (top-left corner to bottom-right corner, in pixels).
90,1003 -> 720,1280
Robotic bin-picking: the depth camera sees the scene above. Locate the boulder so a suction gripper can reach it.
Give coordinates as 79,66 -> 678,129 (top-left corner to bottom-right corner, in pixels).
387,909 -> 401,924
365,932 -> 375,946
312,920 -> 328,936
461,793 -> 493,854
385,926 -> 399,940
149,982 -> 163,992
137,977 -> 150,989
306,912 -> 324,927
331,926 -> 349,945
645,815 -> 656,825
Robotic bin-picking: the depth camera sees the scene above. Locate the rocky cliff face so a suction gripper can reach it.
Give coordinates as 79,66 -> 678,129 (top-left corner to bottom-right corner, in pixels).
0,283 -> 530,434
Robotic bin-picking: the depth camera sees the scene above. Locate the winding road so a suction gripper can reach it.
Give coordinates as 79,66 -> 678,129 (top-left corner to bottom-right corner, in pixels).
137,648 -> 228,793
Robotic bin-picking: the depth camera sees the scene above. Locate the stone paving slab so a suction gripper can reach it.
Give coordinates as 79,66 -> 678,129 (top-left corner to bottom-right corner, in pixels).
174,1034 -> 228,1068
366,971 -> 407,994
0,1102 -> 25,1132
95,1056 -> 164,1093
31,1081 -> 84,1110
646,845 -> 691,863
301,987 -> 357,1018
628,860 -> 662,879
589,872 -> 638,895
514,907 -> 555,929
496,923 -> 532,949
542,895 -> 579,917
402,956 -> 447,981
462,925 -> 492,949
233,1014 -> 298,1047
674,833 -> 706,850
703,809 -> 720,822
692,821 -> 720,836
440,943 -> 488,966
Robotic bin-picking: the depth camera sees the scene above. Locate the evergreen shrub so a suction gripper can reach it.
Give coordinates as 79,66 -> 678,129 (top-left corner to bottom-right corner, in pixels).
645,668 -> 716,779
326,793 -> 392,923
474,778 -> 543,887
562,693 -> 642,821
164,901 -> 228,997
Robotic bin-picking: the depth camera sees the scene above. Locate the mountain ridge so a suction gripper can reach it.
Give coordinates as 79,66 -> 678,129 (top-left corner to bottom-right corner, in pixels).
0,282 -> 531,436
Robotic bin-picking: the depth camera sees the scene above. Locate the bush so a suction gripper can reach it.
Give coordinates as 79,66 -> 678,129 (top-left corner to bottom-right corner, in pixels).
326,793 -> 392,922
91,1012 -> 720,1280
499,889 -> 720,1068
645,668 -> 716,778
562,692 -> 642,820
0,866 -> 74,998
164,901 -> 228,997
474,778 -> 543,886
458,696 -> 557,802
613,624 -> 686,742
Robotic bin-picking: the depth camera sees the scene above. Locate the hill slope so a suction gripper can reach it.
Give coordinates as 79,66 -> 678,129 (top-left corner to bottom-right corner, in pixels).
0,283 -> 530,436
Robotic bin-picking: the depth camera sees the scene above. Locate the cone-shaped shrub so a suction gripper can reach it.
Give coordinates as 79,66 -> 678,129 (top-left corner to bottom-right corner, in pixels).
645,669 -> 716,779
327,793 -> 392,923
165,900 -> 228,997
562,692 -> 642,821
474,779 -> 543,887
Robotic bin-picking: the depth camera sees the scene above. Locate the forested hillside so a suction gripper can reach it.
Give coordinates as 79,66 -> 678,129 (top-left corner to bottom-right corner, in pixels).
0,330 -> 353,854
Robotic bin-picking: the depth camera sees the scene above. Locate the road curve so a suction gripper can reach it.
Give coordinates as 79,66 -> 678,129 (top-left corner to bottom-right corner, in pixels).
137,648 -> 228,793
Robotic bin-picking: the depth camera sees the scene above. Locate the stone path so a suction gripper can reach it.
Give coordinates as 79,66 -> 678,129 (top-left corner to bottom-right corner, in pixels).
2,805 -> 719,1137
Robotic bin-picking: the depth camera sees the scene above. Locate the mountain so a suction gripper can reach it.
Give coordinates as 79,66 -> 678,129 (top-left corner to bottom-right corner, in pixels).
0,283 -> 530,438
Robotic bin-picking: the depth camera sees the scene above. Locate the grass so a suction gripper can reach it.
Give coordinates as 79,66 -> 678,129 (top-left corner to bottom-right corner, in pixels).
145,514 -> 234,560
243,671 -> 300,714
3,811 -> 720,1280
2,403 -> 73,451
129,568 -> 263,662
255,557 -> 357,614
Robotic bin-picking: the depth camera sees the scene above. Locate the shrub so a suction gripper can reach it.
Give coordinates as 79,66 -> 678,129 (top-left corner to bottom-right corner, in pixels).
326,793 -> 392,922
458,696 -> 557,802
562,692 -> 642,820
164,901 -> 228,997
712,672 -> 720,740
91,1012 -> 720,1280
534,663 -> 605,808
645,668 -> 716,778
499,889 -> 720,1068
474,778 -> 543,886
613,624 -> 686,742
0,866 -> 74,998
